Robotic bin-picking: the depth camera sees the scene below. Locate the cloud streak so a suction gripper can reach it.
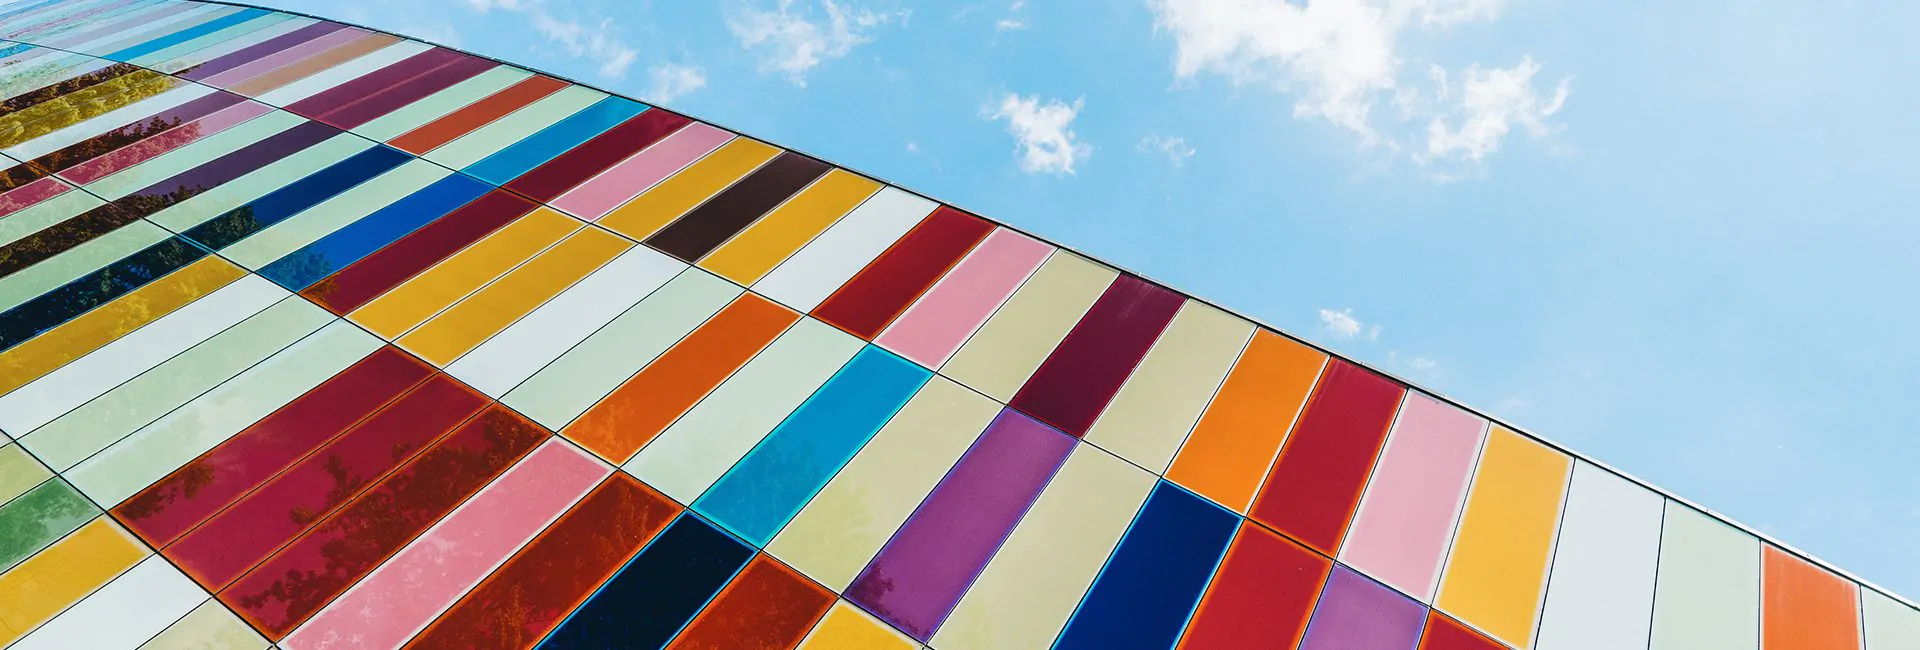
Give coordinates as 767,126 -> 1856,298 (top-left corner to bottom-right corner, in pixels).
988,93 -> 1092,175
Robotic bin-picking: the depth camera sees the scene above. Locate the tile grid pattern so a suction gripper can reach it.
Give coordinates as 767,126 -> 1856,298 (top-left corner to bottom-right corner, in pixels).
0,1 -> 1912,649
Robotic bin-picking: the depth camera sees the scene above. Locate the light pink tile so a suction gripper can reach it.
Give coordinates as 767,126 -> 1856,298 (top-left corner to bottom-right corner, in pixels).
1337,393 -> 1487,602
200,25 -> 369,88
0,175 -> 71,218
279,439 -> 609,650
61,100 -> 272,186
878,228 -> 1053,368
40,1 -> 178,47
551,122 -> 733,220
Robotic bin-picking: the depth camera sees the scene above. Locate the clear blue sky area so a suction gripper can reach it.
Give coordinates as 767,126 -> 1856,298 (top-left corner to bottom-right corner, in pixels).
259,0 -> 1920,596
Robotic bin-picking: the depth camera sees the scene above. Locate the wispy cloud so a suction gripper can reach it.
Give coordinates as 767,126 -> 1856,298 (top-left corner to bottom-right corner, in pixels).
1145,0 -> 1569,173
1138,134 -> 1196,166
1319,308 -> 1379,340
460,0 -> 637,79
987,92 -> 1092,175
729,0 -> 909,86
646,62 -> 707,102
995,19 -> 1028,31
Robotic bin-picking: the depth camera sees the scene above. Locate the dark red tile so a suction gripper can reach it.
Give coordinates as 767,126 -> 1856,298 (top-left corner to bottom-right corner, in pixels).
1178,521 -> 1332,649
1008,274 -> 1184,437
220,405 -> 548,639
113,347 -> 432,546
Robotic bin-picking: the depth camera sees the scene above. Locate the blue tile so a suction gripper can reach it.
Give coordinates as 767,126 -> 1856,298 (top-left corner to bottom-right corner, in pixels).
1053,481 -> 1241,650
103,7 -> 270,61
693,345 -> 931,546
257,172 -> 489,290
539,513 -> 754,650
185,145 -> 412,251
461,96 -> 648,186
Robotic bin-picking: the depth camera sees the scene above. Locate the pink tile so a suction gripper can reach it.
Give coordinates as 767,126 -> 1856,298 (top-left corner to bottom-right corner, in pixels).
877,228 -> 1053,368
200,26 -> 369,88
0,176 -> 71,218
60,100 -> 273,186
278,439 -> 609,650
551,122 -> 733,220
1336,393 -> 1486,601
43,1 -> 183,48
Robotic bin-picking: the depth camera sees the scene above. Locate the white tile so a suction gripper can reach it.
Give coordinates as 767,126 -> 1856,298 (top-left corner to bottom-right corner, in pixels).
11,555 -> 206,650
1536,462 -> 1666,650
0,274 -> 286,436
752,187 -> 934,312
449,245 -> 685,397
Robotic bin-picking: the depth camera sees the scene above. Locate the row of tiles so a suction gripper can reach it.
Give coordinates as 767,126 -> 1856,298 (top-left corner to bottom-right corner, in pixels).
0,0 -> 1912,648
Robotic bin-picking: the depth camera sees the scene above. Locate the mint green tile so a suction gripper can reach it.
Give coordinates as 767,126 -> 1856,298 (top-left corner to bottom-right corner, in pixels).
67,318 -> 381,505
0,189 -> 100,248
19,296 -> 331,471
0,444 -> 50,505
83,110 -> 302,200
146,131 -> 373,232
423,84 -> 603,169
0,219 -> 169,313
504,267 -> 740,431
221,158 -> 450,270
352,65 -> 532,143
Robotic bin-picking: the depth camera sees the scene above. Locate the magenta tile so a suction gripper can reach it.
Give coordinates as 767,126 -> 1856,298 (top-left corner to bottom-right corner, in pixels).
198,25 -> 368,88
0,176 -> 69,218
844,408 -> 1075,640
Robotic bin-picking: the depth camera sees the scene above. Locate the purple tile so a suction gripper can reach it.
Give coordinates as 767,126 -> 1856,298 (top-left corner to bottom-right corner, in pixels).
1299,565 -> 1428,650
178,21 -> 346,81
844,408 -> 1075,640
1009,274 -> 1184,437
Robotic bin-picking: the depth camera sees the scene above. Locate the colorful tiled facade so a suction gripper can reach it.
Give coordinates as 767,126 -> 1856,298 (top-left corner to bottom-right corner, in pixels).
0,1 -> 1912,648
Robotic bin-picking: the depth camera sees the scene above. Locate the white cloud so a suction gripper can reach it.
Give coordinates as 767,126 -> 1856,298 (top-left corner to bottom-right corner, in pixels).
530,13 -> 638,78
1421,56 -> 1570,163
465,0 -> 524,11
1145,0 -> 1568,169
646,62 -> 707,102
1319,308 -> 1364,339
987,93 -> 1092,175
996,19 -> 1028,31
1138,134 -> 1196,166
729,0 -> 909,86
906,140 -> 920,154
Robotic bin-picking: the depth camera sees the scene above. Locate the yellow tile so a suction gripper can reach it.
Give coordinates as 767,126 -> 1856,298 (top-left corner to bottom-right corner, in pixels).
0,256 -> 244,395
700,169 -> 880,285
1083,301 -> 1253,472
0,517 -> 147,645
350,207 -> 582,339
399,227 -> 630,366
0,70 -> 177,150
1435,425 -> 1572,648
799,601 -> 916,650
0,444 -> 51,505
597,138 -> 781,240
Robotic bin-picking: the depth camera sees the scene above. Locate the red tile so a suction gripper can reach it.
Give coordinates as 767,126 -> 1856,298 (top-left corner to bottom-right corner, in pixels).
220,405 -> 547,639
1418,611 -> 1506,650
1249,360 -> 1404,555
114,347 -> 432,546
811,206 -> 994,340
406,473 -> 680,650
1179,521 -> 1332,649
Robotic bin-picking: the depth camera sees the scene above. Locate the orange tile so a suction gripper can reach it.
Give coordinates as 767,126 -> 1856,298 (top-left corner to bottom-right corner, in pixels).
561,293 -> 798,464
1163,330 -> 1326,512
1763,546 -> 1861,650
668,555 -> 836,650
390,75 -> 569,155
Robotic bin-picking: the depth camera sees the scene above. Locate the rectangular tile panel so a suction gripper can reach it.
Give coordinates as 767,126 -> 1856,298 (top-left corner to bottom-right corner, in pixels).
1084,300 -> 1251,471
551,122 -> 733,221
1052,481 -> 1239,650
1338,392 -> 1486,601
644,151 -> 834,263
1535,462 -> 1665,650
1297,566 -> 1427,650
940,250 -> 1116,401
540,513 -> 755,648
1179,520 -> 1332,649
9,554 -> 206,650
875,227 -> 1052,368
1434,425 -> 1573,649
753,186 -> 935,313
667,554 -> 837,650
1764,546 -> 1862,650
1249,359 -> 1404,555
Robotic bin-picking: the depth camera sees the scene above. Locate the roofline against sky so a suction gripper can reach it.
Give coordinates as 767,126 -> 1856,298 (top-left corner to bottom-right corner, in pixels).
183,0 -> 1915,609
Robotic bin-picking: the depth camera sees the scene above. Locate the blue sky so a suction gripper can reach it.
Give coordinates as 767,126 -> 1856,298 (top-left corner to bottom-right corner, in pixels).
259,0 -> 1920,596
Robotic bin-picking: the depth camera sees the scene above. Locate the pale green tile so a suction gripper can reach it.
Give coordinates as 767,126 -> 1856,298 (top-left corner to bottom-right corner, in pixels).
67,318 -> 379,505
1866,589 -> 1920,650
147,131 -> 373,232
139,599 -> 267,650
0,219 -> 169,313
423,84 -> 602,169
221,158 -> 449,270
0,189 -> 100,248
353,65 -> 532,142
624,318 -> 862,503
19,296 -> 330,471
0,445 -> 50,505
1649,503 -> 1761,650
504,267 -> 739,431
84,110 -> 302,200
127,13 -> 293,68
